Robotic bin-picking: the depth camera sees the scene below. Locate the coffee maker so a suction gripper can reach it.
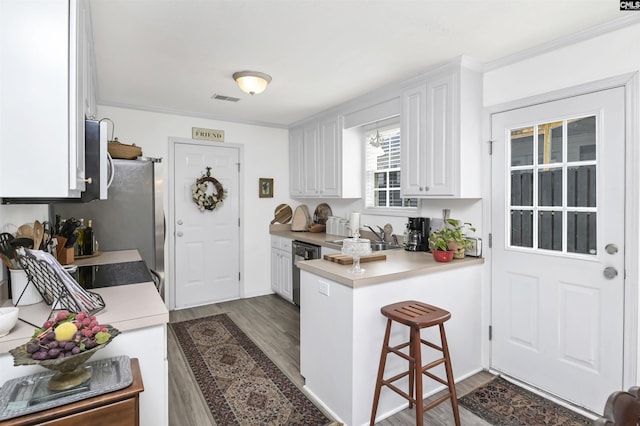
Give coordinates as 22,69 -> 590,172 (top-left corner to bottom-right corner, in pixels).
404,217 -> 430,252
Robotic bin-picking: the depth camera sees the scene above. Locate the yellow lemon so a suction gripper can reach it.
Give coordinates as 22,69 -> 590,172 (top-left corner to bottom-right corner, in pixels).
54,322 -> 78,342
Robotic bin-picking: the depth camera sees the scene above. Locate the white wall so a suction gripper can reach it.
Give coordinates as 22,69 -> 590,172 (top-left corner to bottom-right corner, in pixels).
322,198 -> 481,241
484,23 -> 640,107
97,106 -> 292,304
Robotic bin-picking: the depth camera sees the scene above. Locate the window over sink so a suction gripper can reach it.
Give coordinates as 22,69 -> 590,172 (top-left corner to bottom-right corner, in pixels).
363,117 -> 417,214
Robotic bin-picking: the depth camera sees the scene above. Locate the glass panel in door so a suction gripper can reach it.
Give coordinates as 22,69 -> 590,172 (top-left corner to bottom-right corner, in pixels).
508,116 -> 597,254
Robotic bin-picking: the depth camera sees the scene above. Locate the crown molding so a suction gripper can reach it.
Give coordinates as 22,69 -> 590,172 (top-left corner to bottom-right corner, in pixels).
484,14 -> 640,72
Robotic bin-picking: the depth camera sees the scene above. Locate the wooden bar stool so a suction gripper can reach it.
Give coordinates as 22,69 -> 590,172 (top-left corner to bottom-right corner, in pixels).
370,300 -> 460,426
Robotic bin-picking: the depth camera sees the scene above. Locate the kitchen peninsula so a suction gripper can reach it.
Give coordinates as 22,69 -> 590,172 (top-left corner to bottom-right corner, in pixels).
296,243 -> 483,426
0,250 -> 169,426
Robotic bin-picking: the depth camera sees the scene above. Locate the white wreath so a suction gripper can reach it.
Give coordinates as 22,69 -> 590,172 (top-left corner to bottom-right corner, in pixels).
191,168 -> 227,212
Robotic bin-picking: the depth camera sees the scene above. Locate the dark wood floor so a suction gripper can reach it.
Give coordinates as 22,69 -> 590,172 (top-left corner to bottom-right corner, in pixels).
167,294 -> 494,425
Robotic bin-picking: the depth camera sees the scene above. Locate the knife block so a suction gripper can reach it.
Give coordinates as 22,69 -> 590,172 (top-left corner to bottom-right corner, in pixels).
55,236 -> 74,265
57,248 -> 74,265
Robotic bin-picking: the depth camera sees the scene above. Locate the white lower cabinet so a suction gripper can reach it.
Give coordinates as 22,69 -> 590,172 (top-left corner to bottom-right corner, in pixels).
271,236 -> 293,303
321,246 -> 340,256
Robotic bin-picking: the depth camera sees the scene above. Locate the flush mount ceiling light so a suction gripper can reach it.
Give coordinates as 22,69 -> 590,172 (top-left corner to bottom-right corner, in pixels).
232,71 -> 272,95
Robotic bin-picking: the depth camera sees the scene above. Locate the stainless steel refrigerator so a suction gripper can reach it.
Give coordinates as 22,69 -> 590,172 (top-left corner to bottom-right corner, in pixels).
51,158 -> 164,291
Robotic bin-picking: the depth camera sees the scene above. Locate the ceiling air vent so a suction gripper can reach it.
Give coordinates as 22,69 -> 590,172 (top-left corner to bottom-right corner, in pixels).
212,94 -> 240,102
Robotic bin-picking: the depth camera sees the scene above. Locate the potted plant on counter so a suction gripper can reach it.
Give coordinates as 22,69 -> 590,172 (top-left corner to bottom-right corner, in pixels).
428,219 -> 476,262
428,227 -> 456,263
444,219 -> 476,259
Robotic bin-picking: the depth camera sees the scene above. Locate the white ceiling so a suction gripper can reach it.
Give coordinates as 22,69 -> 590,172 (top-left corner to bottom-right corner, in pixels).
89,1 -> 631,128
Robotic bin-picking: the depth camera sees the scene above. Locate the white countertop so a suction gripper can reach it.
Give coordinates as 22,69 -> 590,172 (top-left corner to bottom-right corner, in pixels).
0,250 -> 168,353
298,248 -> 483,287
270,228 -> 346,249
73,249 -> 142,266
270,228 -> 484,287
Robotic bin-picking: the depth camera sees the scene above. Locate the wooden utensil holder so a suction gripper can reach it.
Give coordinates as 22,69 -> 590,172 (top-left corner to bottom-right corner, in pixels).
57,248 -> 74,265
54,236 -> 74,265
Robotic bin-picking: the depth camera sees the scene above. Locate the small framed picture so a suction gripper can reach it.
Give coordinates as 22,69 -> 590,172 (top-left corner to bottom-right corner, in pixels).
259,178 -> 274,198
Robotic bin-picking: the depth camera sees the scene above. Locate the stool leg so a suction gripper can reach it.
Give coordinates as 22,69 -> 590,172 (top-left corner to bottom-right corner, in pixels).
440,323 -> 460,426
370,319 -> 393,425
413,327 -> 424,426
408,327 -> 415,409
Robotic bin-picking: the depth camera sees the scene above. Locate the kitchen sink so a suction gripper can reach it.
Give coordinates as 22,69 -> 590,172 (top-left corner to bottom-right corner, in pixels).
369,242 -> 403,251
326,239 -> 403,251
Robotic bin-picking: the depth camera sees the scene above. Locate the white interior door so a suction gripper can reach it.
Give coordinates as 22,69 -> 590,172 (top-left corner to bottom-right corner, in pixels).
173,141 -> 240,308
491,87 -> 625,413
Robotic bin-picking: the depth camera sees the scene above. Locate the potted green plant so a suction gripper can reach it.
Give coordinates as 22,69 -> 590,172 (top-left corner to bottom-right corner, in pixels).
428,219 -> 476,261
428,227 -> 456,262
444,218 -> 476,259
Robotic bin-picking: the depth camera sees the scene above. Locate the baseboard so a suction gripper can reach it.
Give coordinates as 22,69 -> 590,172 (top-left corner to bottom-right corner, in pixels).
242,289 -> 278,299
301,385 -> 347,426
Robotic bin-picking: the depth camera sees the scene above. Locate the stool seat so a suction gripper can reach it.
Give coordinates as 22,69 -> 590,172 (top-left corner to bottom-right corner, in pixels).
370,300 -> 460,426
381,300 -> 451,328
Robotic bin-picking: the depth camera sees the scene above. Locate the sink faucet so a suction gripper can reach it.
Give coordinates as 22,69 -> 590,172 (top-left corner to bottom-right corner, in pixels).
364,225 -> 385,242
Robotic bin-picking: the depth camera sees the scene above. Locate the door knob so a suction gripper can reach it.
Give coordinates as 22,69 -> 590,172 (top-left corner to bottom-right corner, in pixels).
603,267 -> 618,279
177,220 -> 183,225
605,244 -> 618,255
177,231 -> 184,237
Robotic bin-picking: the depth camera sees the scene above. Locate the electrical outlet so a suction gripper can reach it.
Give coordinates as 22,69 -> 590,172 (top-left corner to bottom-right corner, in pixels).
318,281 -> 330,296
430,218 -> 445,233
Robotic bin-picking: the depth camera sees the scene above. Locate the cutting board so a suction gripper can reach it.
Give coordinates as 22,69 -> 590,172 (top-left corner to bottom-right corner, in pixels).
323,253 -> 386,265
270,204 -> 292,224
291,205 -> 312,231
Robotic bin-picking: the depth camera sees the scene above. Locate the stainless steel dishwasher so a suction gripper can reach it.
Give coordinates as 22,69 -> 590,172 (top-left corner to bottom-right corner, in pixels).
292,240 -> 321,306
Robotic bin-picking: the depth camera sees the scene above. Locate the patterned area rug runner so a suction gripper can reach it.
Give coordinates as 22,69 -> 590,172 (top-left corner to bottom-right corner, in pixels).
459,376 -> 594,426
171,314 -> 332,426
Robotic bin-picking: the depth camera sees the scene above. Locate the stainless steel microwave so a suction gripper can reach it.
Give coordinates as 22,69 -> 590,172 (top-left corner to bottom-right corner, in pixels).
80,119 -> 109,202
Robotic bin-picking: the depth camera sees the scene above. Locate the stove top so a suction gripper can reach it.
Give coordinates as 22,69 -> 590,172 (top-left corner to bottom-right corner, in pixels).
74,261 -> 154,289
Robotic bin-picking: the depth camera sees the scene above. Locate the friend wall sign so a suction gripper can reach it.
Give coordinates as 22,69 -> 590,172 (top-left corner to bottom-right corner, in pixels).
192,127 -> 225,142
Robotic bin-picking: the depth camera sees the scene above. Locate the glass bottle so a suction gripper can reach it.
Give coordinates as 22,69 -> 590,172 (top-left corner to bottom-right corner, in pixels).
76,218 -> 85,256
83,219 -> 94,256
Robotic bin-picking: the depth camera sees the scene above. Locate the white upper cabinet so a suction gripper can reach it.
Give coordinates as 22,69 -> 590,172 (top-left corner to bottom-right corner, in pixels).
289,126 -> 304,196
290,114 -> 359,198
302,122 -> 320,196
318,115 -> 341,197
80,1 -> 97,120
401,63 -> 482,198
289,58 -> 480,201
401,84 -> 428,196
0,0 -> 93,198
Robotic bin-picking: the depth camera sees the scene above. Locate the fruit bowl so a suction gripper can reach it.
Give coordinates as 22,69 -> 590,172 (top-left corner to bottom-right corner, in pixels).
9,311 -> 119,391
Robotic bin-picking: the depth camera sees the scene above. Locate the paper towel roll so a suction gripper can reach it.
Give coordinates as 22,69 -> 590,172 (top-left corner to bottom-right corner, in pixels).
349,213 -> 360,234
